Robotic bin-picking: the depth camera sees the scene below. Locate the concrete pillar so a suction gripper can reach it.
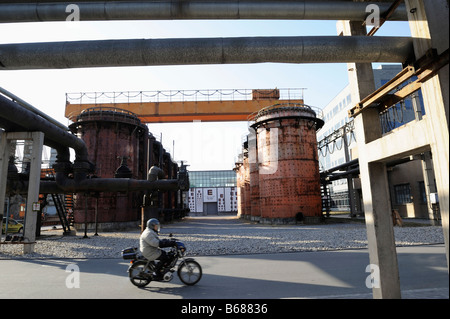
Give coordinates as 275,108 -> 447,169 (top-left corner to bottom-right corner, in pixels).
338,20 -> 401,298
343,129 -> 356,217
0,131 -> 13,238
23,132 -> 44,254
405,0 -> 449,270
0,131 -> 44,253
421,151 -> 439,225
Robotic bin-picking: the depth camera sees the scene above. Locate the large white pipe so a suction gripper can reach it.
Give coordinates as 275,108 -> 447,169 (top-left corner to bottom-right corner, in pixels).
0,1 -> 408,23
0,36 -> 413,70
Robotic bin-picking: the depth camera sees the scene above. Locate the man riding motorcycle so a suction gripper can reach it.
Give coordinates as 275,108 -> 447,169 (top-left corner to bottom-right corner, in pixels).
139,218 -> 176,279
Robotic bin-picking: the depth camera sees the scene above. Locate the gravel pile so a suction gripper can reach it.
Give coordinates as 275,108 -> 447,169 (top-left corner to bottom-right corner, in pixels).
0,216 -> 445,259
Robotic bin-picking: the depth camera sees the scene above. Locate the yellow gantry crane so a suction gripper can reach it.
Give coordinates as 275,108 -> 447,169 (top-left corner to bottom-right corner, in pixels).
65,88 -> 304,123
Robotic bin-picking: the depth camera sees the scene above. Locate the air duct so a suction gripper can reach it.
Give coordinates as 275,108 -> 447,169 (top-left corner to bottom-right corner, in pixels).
0,36 -> 414,70
0,1 -> 408,23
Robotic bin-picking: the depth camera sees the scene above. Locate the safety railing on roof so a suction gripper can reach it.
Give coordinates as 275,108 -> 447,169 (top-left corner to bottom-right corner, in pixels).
74,107 -> 142,126
247,102 -> 323,123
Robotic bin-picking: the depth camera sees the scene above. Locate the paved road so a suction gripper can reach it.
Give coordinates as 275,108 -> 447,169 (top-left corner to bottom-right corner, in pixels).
0,244 -> 448,300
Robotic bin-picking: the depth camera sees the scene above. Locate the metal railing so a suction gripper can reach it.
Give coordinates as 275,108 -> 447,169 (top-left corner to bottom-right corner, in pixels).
74,106 -> 143,126
247,102 -> 323,123
66,88 -> 306,105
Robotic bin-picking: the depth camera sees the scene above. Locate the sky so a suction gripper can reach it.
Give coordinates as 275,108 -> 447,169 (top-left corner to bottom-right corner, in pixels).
0,18 -> 411,171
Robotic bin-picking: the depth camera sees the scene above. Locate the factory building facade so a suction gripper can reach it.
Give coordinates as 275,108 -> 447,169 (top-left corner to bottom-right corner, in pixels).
187,170 -> 238,215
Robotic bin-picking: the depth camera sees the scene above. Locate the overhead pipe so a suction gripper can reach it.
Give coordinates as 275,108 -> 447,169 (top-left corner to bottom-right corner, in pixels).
1,93 -> 189,194
0,36 -> 414,70
320,158 -> 359,176
6,162 -> 189,194
0,86 -> 69,132
46,177 -> 182,193
325,168 -> 360,182
0,1 -> 408,23
8,175 -> 186,194
0,93 -> 88,163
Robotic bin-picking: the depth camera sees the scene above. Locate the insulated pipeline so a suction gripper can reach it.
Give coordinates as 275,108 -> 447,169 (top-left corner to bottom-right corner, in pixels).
42,178 -> 182,193
0,94 -> 88,162
7,178 -> 183,194
0,36 -> 414,70
0,86 -> 69,132
0,1 -> 408,23
1,94 -> 189,194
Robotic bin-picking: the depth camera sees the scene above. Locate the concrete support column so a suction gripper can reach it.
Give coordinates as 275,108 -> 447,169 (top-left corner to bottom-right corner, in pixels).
0,131 -> 44,253
0,131 -> 13,237
405,0 -> 449,270
343,129 -> 356,217
360,160 -> 399,298
421,151 -> 439,225
338,20 -> 401,298
23,132 -> 44,254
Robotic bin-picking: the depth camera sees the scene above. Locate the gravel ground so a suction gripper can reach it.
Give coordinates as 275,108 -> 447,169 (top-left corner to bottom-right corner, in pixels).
0,215 -> 445,259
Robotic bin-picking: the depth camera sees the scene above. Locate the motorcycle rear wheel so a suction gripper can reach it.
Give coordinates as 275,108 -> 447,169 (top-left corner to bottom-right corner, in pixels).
128,260 -> 152,287
177,260 -> 202,286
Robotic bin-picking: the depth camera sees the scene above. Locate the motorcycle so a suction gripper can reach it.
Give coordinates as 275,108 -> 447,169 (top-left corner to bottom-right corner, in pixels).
121,235 -> 202,288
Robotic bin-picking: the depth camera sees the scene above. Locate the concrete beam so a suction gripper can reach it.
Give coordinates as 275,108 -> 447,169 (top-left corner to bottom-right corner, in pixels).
364,118 -> 431,163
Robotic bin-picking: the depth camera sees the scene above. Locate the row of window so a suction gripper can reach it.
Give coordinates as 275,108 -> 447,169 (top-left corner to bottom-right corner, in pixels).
189,170 -> 237,188
322,94 -> 352,124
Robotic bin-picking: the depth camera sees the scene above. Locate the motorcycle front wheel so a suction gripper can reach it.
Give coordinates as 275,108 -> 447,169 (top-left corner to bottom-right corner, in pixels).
128,260 -> 152,287
177,260 -> 202,286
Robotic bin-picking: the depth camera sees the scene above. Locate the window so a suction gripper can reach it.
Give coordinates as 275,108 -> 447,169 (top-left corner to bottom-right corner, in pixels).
333,105 -> 338,115
394,184 -> 412,204
346,94 -> 352,106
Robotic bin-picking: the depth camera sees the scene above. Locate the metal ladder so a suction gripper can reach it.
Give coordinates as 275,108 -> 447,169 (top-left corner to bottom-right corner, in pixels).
51,194 -> 72,234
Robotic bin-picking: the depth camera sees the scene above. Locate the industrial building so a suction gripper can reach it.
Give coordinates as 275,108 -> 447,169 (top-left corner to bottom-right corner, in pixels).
1,96 -> 189,236
187,170 -> 237,215
68,107 -> 187,231
318,64 -> 436,221
1,87 -> 300,237
235,103 -> 324,224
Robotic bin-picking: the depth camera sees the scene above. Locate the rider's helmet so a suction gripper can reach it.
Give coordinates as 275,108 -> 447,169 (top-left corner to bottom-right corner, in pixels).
147,218 -> 160,233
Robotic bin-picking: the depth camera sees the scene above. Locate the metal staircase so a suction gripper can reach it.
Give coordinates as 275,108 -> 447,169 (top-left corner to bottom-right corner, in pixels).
51,194 -> 72,234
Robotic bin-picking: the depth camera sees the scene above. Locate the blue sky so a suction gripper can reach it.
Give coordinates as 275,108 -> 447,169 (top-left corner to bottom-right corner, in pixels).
0,19 -> 411,171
